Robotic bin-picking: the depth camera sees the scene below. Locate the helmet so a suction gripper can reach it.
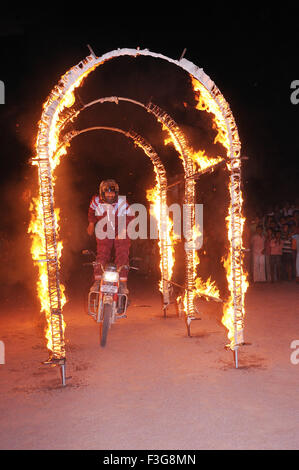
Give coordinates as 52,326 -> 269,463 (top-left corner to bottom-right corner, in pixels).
99,179 -> 119,203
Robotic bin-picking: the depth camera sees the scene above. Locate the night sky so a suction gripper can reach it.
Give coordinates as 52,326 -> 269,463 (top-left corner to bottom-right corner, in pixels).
0,8 -> 298,296
1,8 -> 298,205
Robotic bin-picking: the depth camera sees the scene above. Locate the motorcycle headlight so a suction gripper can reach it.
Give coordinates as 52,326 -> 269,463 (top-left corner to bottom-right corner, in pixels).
103,271 -> 119,283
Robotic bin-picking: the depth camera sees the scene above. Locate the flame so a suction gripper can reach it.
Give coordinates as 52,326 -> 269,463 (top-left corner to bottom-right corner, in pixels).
29,65 -> 96,357
162,126 -> 187,171
186,224 -> 221,308
161,76 -> 247,348
195,276 -> 221,301
188,75 -> 247,348
146,171 -> 175,292
30,51 -> 247,357
191,76 -> 230,154
163,98 -> 224,314
28,197 -> 66,353
164,136 -> 223,174
221,186 -> 249,347
146,184 -> 163,292
191,224 -> 221,301
190,149 -> 223,172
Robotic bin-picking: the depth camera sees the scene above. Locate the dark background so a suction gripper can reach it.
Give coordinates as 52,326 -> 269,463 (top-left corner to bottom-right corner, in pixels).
0,7 -> 298,305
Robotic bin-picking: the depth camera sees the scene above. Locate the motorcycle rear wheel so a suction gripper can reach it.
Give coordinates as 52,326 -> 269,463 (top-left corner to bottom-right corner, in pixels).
100,303 -> 112,347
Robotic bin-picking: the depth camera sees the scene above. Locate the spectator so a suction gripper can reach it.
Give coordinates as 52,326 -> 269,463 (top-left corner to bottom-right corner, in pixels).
286,215 -> 295,230
290,203 -> 296,216
273,204 -> 282,225
246,200 -> 299,283
251,225 -> 266,282
291,227 -> 299,283
289,225 -> 297,279
270,231 -> 283,282
281,224 -> 293,281
282,202 -> 293,217
249,215 -> 260,236
264,228 -> 273,282
293,210 -> 299,229
277,215 -> 287,231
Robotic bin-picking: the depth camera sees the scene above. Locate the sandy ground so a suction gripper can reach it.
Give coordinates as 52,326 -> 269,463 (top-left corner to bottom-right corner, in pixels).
0,276 -> 299,451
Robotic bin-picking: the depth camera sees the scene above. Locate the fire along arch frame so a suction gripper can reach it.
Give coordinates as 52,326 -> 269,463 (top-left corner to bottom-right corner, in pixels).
31,123 -> 169,361
31,47 -> 246,369
61,125 -> 171,311
59,94 -> 194,316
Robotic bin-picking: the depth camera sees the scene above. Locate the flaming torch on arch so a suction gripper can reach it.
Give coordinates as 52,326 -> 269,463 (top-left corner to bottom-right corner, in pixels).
190,76 -> 249,364
28,59 -> 98,382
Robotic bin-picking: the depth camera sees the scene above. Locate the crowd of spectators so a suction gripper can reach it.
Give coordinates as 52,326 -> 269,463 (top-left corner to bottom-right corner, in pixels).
249,201 -> 299,283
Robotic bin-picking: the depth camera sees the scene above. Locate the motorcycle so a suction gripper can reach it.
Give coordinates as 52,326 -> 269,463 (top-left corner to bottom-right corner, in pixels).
82,250 -> 137,347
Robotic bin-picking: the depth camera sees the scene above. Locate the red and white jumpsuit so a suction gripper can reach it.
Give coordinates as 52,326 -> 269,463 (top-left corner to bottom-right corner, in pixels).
88,195 -> 134,281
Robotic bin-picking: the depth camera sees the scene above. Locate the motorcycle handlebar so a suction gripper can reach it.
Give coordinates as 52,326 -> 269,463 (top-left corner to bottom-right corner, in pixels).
82,261 -> 139,271
82,249 -> 139,271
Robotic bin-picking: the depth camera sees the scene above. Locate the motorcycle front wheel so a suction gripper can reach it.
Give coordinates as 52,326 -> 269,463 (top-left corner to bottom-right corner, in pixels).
100,303 -> 112,347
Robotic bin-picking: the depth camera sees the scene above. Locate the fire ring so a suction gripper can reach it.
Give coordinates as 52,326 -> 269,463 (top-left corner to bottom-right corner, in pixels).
62,125 -> 173,309
29,47 -> 247,374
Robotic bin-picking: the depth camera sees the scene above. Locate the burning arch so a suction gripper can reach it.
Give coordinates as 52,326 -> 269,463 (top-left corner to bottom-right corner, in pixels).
61,125 -> 172,309
59,94 -> 200,316
29,47 -> 247,379
30,123 -> 171,360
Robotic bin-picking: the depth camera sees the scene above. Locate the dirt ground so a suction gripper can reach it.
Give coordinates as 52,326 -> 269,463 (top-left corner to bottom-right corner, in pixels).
0,276 -> 299,450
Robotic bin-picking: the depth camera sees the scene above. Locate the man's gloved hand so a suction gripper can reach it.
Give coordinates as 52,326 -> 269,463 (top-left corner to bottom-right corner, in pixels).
87,222 -> 95,236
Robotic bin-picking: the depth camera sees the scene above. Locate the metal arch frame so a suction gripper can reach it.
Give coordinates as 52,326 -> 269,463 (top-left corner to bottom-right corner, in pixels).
34,93 -> 192,361
59,94 -> 196,317
61,125 -> 171,309
33,47 -> 245,365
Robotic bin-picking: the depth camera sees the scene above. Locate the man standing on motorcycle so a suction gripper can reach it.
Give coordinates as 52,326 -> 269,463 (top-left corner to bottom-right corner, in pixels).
87,179 -> 134,294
